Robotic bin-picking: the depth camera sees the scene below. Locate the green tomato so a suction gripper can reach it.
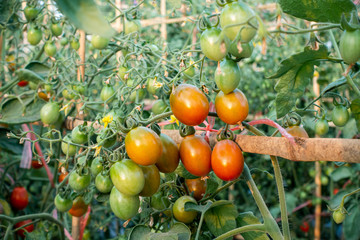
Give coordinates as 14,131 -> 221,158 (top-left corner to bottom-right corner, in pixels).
54,194 -> 73,212
60,37 -> 68,46
91,35 -> 109,50
40,102 -> 60,125
95,173 -> 113,193
90,157 -> 103,176
215,58 -> 241,94
129,89 -> 146,102
333,209 -> 346,224
110,159 -> 145,196
229,41 -> 254,58
110,187 -> 140,220
147,78 -> 160,95
100,85 -> 115,102
71,126 -> 88,144
70,39 -> 80,50
29,81 -> 38,90
172,196 -> 197,223
332,106 -> 349,127
24,6 -> 39,22
139,165 -> 160,197
339,29 -> 360,64
62,89 -> 76,100
44,41 -> 57,57
118,66 -> 128,81
220,2 -> 257,42
315,119 -> 329,136
200,28 -> 229,61
51,23 -> 63,37
27,27 -> 42,45
61,136 -> 77,156
125,20 -> 141,35
152,100 -> 167,115
183,66 -> 195,80
69,171 -> 91,192
321,176 -> 329,186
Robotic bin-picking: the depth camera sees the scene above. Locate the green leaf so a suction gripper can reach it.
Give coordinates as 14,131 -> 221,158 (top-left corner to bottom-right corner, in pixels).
285,193 -> 298,214
269,46 -> 329,118
330,166 -> 353,182
25,61 -> 51,78
128,223 -> 191,240
350,98 -> 360,131
0,0 -> 15,25
0,128 -> 23,155
175,162 -> 198,179
0,96 -> 46,124
344,203 -> 360,240
204,174 -> 220,200
279,0 -> 356,23
185,201 -> 212,213
236,212 -> 268,240
55,0 -> 115,38
15,69 -> 44,83
204,201 -> 238,238
321,77 -> 347,95
328,186 -> 357,209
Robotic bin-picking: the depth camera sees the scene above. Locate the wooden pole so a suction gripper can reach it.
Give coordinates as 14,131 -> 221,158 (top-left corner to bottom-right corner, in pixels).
160,0 -> 167,40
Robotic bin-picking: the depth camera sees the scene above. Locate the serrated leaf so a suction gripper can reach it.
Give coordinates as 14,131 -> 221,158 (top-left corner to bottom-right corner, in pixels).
236,212 -> 268,240
344,204 -> 360,240
279,0 -> 356,24
269,46 -> 329,118
204,175 -> 219,200
330,166 -> 353,182
129,223 -> 191,240
350,98 -> 360,131
55,0 -> 115,38
0,96 -> 46,124
25,61 -> 51,78
204,202 -> 238,238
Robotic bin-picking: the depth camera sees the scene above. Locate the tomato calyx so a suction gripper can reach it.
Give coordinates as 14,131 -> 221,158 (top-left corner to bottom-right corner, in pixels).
198,15 -> 219,31
179,125 -> 196,138
283,112 -> 302,128
216,127 -> 235,141
149,123 -> 161,136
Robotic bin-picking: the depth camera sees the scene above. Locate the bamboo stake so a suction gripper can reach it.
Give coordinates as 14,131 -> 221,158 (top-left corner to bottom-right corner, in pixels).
160,0 -> 167,40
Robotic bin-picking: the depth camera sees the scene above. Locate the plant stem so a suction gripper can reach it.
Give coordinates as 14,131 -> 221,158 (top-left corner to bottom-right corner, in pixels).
271,24 -> 340,35
328,30 -> 360,97
199,178 -> 240,203
195,210 -> 206,240
215,224 -> 266,240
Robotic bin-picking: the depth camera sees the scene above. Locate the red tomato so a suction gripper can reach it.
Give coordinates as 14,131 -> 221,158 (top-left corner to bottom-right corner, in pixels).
211,140 -> 244,181
17,80 -> 29,87
300,221 -> 310,233
185,178 -> 207,201
31,160 -> 43,169
14,220 -> 34,238
10,187 -> 29,210
333,188 -> 339,195
58,172 -> 69,184
68,196 -> 88,217
179,135 -> 211,177
170,84 -> 209,126
215,89 -> 249,125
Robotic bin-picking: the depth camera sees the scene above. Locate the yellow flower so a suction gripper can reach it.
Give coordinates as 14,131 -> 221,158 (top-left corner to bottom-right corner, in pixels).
59,102 -> 70,112
94,145 -> 102,157
189,59 -> 198,69
169,115 -> 179,126
102,115 -> 113,128
314,70 -> 319,78
152,77 -> 163,89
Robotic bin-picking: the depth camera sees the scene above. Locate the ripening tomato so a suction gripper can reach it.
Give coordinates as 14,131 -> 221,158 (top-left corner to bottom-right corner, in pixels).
118,66 -> 128,81
125,126 -> 162,166
71,126 -> 88,144
170,84 -> 209,126
211,140 -> 244,181
215,58 -> 241,94
285,126 -> 309,138
172,196 -> 197,224
31,160 -> 43,169
54,194 -> 73,212
179,135 -> 211,177
17,80 -> 29,87
14,220 -> 34,238
139,165 -> 160,197
60,37 -> 68,46
200,27 -> 229,61
156,134 -> 180,173
68,196 -> 88,217
91,35 -> 109,50
69,171 -> 91,192
333,208 -> 346,224
215,89 -> 249,125
95,173 -> 113,193
70,39 -> 80,50
220,1 -> 257,42
185,178 -> 207,201
315,119 -> 329,136
129,89 -> 147,102
10,187 -> 29,210
58,172 -> 68,183
152,100 -> 167,115
147,78 -> 160,95
110,159 -> 145,196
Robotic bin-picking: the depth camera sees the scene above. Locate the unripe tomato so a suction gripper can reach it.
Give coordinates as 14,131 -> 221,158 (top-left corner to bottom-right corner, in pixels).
229,41 -> 254,59
62,89 -> 75,100
71,126 -> 88,144
44,41 -> 57,57
40,102 -> 60,125
170,84 -> 209,126
17,80 -> 29,87
147,78 -> 160,95
332,105 -> 349,127
215,89 -> 249,124
24,6 -> 39,21
220,2 -> 257,42
60,37 -> 68,46
70,39 -> 80,50
110,159 -> 145,196
285,126 -> 309,138
125,20 -> 141,35
95,173 -> 113,193
200,28 -> 229,61
14,220 -> 34,238
69,171 -> 91,192
61,136 -> 77,156
185,178 -> 207,201
315,119 -> 329,136
10,187 -> 29,210
129,88 -> 147,102
31,160 -> 42,169
339,29 -> 360,64
50,23 -> 63,37
152,100 -> 167,115
211,140 -> 244,181
215,58 -> 241,94
172,196 -> 197,224
27,27 -> 42,45
68,196 -> 88,217
100,85 -> 115,102
90,157 -> 103,176
156,134 -> 180,173
139,165 -> 160,197
91,35 -> 109,50
54,194 -> 73,212
125,126 -> 162,166
118,66 -> 128,81
110,187 -> 140,221
183,65 -> 195,80
333,209 -> 346,224
321,176 -> 329,186
179,135 -> 211,177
